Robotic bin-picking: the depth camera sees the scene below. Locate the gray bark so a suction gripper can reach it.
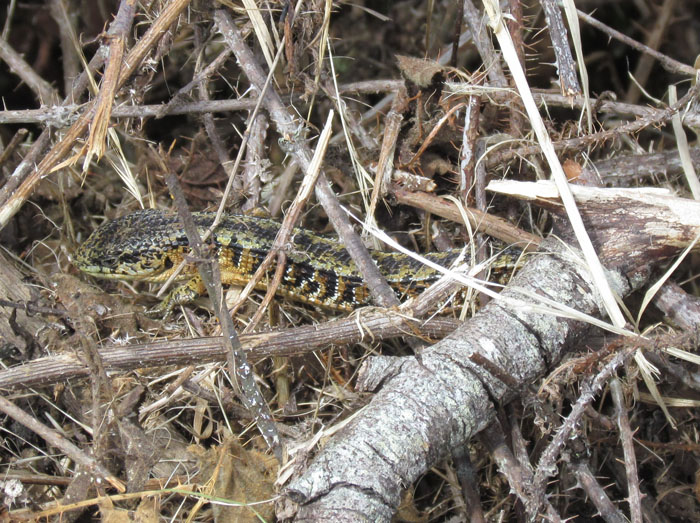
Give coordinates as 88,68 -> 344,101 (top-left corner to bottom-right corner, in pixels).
282,186 -> 700,519
285,239 -> 638,520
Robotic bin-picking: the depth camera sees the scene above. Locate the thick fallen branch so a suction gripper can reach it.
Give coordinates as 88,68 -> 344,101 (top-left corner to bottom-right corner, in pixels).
284,187 -> 700,520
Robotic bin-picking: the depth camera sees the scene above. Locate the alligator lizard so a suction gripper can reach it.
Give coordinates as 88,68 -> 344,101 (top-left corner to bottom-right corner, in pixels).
74,209 -> 518,312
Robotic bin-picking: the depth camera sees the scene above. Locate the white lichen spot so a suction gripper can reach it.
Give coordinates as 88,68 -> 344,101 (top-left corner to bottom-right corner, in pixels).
478,337 -> 498,357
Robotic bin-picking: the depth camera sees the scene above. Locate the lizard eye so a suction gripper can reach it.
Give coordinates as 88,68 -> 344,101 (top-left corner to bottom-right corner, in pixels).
98,254 -> 119,269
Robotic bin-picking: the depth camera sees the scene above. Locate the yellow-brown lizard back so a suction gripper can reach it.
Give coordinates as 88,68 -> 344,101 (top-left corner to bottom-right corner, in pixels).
74,209 -> 517,311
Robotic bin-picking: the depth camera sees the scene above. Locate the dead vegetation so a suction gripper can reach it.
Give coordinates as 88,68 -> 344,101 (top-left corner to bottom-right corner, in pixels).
0,1 -> 699,521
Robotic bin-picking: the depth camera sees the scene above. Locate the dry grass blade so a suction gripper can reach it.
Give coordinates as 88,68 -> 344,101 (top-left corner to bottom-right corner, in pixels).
327,41 -> 375,221
104,131 -> 143,206
634,349 -> 674,428
242,0 -> 276,70
561,0 -> 592,132
308,0 -> 333,107
481,0 -> 626,328
662,346 -> 700,365
636,233 -> 700,326
669,84 -> 700,199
